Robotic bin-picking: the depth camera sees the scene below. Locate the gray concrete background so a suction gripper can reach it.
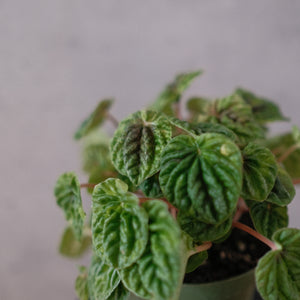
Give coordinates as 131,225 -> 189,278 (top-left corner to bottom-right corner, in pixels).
1,1 -> 300,299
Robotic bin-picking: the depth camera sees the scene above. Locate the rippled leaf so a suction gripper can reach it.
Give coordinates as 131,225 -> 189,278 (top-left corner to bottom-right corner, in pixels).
107,283 -> 129,300
242,143 -> 277,201
256,228 -> 300,300
92,179 -> 148,268
110,110 -> 172,186
139,173 -> 163,198
75,266 -> 89,300
74,99 -> 113,140
120,200 -> 182,300
54,172 -> 86,239
159,133 -> 243,224
185,251 -> 208,273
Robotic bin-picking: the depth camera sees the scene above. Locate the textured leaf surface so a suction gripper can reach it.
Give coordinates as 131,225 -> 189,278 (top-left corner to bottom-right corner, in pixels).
59,226 -> 91,258
107,283 -> 129,300
75,266 -> 89,300
186,97 -> 210,122
266,167 -> 295,206
110,110 -> 172,186
242,143 -> 277,201
74,99 -> 113,140
120,200 -> 182,300
185,251 -> 208,273
54,172 -> 86,239
159,133 -> 243,224
150,71 -> 202,116
139,173 -> 163,198
249,201 -> 288,239
92,179 -> 148,268
256,228 -> 300,300
88,256 -> 120,300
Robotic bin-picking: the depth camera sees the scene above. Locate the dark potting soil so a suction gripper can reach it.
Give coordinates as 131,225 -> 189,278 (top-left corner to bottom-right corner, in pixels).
184,213 -> 269,284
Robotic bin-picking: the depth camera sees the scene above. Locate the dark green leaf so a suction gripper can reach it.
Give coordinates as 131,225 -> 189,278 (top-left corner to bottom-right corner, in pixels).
249,201 -> 288,239
159,133 -> 243,224
256,228 -> 300,300
75,266 -> 89,300
242,143 -> 277,201
186,97 -> 210,122
120,200 -> 182,300
107,283 -> 129,300
139,173 -> 163,198
185,251 -> 208,273
194,123 -> 237,141
59,226 -> 91,258
110,110 -> 172,186
74,99 -> 113,140
54,172 -> 86,239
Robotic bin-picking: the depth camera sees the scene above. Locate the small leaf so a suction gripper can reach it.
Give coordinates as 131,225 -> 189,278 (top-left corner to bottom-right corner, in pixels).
256,228 -> 300,300
249,201 -> 288,239
150,71 -> 202,116
120,200 -> 182,300
92,179 -> 148,268
186,97 -> 210,122
242,143 -> 278,201
185,251 -> 208,273
159,133 -> 243,224
107,282 -> 129,300
59,226 -> 91,258
88,256 -> 121,300
75,266 -> 89,300
54,172 -> 86,239
110,110 -> 172,186
235,88 -> 288,123
266,167 -> 295,206
139,173 -> 163,198
74,99 -> 113,140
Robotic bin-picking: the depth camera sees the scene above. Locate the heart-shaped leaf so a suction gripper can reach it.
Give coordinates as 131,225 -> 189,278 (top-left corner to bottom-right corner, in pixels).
110,110 -> 172,186
159,133 -> 243,224
74,99 -> 113,140
185,251 -> 208,273
256,228 -> 300,300
242,143 -> 278,201
120,200 -> 182,300
92,179 -> 148,269
75,266 -> 89,300
248,201 -> 288,239
54,172 -> 86,239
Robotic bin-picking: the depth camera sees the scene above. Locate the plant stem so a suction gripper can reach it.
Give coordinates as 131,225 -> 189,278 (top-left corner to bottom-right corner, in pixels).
232,221 -> 277,250
174,101 -> 182,119
277,144 -> 299,163
80,183 -> 97,189
233,198 -> 249,222
293,178 -> 300,185
106,112 -> 119,127
194,242 -> 212,253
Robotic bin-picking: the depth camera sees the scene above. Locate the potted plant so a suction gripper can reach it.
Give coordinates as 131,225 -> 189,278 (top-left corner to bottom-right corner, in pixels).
54,71 -> 300,300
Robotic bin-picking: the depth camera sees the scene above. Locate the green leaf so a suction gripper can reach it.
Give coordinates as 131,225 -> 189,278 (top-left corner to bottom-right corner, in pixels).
256,228 -> 300,300
266,167 -> 295,206
235,88 -> 288,123
248,201 -> 288,239
110,110 -> 172,186
74,99 -> 113,140
150,71 -> 202,116
185,251 -> 208,273
242,143 -> 278,201
92,179 -> 148,268
159,133 -> 243,224
75,266 -> 89,300
186,97 -> 210,122
59,226 -> 91,258
106,282 -> 129,300
120,200 -> 182,300
54,172 -> 86,239
88,256 -> 121,300
139,173 -> 163,198
178,212 -> 233,242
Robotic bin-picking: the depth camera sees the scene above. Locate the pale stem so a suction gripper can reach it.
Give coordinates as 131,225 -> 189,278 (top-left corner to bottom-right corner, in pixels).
174,102 -> 182,120
277,144 -> 299,163
80,183 -> 96,189
233,198 -> 249,222
106,112 -> 119,127
193,242 -> 212,254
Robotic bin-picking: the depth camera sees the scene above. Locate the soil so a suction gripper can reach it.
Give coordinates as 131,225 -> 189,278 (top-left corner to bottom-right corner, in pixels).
184,213 -> 269,284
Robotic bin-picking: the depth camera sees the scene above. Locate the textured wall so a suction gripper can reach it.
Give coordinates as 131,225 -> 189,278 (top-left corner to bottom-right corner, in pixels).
1,1 -> 300,299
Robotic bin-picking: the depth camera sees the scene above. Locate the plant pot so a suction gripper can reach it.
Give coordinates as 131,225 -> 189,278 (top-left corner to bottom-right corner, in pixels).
128,268 -> 256,300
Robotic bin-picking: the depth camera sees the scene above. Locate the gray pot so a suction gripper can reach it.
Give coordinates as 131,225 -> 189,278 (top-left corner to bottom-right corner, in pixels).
128,268 -> 256,300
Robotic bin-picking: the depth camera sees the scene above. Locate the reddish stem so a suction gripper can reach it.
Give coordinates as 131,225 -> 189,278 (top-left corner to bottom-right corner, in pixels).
232,221 -> 277,250
293,178 -> 300,185
80,183 -> 97,189
277,144 -> 298,163
194,242 -> 212,253
233,198 -> 249,222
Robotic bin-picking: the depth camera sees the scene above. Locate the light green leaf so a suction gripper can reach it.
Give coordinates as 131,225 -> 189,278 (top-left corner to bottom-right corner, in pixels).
88,256 -> 120,300
150,71 -> 202,116
185,251 -> 208,273
186,97 -> 210,122
74,99 -> 113,140
54,172 -> 86,239
266,167 -> 295,206
139,173 -> 163,198
242,143 -> 278,201
235,88 -> 288,123
249,201 -> 288,239
159,133 -> 243,224
292,125 -> 300,146
75,266 -> 89,300
106,282 -> 129,300
110,110 -> 172,186
92,179 -> 148,269
120,200 -> 182,300
256,228 -> 300,300
59,226 -> 91,258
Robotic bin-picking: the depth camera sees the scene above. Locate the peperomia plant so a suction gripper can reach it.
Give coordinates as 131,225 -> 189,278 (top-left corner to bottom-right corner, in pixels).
54,71 -> 300,300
